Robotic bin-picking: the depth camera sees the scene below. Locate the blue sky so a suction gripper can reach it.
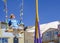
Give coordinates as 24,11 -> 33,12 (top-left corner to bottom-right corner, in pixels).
0,0 -> 60,26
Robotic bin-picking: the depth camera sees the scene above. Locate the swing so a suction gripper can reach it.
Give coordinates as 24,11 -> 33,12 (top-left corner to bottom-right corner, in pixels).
4,0 -> 24,34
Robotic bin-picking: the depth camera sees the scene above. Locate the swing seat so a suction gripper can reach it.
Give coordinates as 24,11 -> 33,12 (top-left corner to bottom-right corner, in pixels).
5,29 -> 24,34
5,29 -> 13,32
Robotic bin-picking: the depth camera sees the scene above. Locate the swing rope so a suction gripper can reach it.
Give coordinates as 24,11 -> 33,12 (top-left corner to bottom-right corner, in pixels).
20,0 -> 24,25
4,0 -> 8,29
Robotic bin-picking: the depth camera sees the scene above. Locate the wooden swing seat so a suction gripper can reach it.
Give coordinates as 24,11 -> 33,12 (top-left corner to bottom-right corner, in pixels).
5,29 -> 24,34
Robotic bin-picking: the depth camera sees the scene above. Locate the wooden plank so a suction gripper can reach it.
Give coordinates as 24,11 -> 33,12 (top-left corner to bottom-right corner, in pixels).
5,29 -> 24,34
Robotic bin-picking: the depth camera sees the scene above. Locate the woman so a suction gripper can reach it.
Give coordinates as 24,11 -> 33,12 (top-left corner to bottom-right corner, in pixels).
8,14 -> 19,28
8,13 -> 19,37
